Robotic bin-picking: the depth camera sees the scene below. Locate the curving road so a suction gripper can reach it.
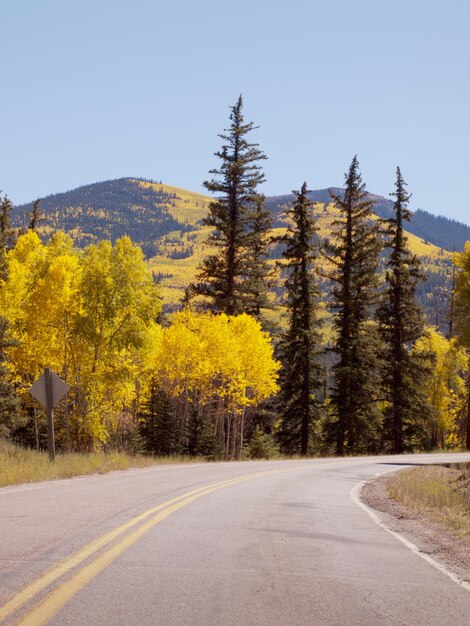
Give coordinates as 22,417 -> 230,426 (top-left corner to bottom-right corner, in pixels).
1,453 -> 469,625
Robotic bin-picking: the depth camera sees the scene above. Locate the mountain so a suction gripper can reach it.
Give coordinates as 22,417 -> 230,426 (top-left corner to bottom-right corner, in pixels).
12,177 -> 463,328
14,178 -> 470,253
266,189 -> 470,251
12,178 -> 209,257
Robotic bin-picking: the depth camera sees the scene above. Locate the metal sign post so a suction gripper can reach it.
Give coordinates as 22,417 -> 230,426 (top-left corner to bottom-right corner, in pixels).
44,368 -> 55,461
30,368 -> 69,461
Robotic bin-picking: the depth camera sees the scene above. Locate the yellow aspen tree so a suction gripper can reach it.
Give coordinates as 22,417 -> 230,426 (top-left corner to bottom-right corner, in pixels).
73,236 -> 161,448
413,328 -> 468,447
0,231 -> 82,382
153,310 -> 279,458
454,242 -> 470,449
0,231 -> 83,448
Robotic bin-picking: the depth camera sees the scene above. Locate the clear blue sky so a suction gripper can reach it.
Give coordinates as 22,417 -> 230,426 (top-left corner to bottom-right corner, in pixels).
1,0 -> 469,223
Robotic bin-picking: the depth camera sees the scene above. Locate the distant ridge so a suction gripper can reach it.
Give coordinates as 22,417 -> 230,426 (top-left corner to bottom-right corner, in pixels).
265,189 -> 470,252
12,178 -> 207,257
12,177 -> 470,253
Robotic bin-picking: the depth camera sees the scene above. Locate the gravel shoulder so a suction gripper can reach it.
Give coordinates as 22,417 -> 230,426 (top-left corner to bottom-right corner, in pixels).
361,471 -> 470,582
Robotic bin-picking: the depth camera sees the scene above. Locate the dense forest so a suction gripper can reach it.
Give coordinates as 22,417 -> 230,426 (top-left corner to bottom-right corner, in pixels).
2,96 -> 470,458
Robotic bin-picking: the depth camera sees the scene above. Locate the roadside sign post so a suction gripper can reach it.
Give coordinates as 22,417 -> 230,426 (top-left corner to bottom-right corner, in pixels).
30,368 -> 69,462
44,368 -> 55,461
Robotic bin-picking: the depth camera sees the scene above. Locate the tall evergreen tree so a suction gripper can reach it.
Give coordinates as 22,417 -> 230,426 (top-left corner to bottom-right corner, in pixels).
447,252 -> 457,340
0,193 -> 15,281
242,194 -> 273,318
277,183 -> 323,455
326,157 -> 383,455
188,96 -> 270,315
186,409 -> 218,458
27,198 -> 44,232
377,167 -> 431,452
139,381 -> 182,455
0,317 -> 22,438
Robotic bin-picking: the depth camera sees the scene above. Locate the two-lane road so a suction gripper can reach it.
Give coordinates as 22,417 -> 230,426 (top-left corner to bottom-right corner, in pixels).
1,454 -> 469,625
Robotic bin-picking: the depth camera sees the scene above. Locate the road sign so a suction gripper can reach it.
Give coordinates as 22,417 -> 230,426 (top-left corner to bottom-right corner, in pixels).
30,370 -> 69,409
29,368 -> 69,461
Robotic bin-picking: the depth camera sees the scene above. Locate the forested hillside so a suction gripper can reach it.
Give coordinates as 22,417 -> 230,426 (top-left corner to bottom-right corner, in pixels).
12,179 -> 209,257
12,177 -> 460,329
13,178 -> 469,254
266,189 -> 470,251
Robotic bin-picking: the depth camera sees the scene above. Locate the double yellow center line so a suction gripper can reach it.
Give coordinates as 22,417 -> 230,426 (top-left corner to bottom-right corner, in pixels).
1,469 -> 281,626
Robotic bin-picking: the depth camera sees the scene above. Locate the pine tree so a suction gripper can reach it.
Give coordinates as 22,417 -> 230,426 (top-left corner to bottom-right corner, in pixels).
0,193 -> 15,281
326,157 -> 383,455
447,250 -> 457,340
242,194 -> 273,318
27,198 -> 44,231
246,424 -> 279,459
186,409 -> 218,458
377,167 -> 431,452
139,381 -> 182,455
188,96 -> 269,315
0,317 -> 22,438
277,183 -> 323,455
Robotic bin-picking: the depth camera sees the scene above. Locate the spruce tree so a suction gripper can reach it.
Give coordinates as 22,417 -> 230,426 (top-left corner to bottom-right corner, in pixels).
242,194 -> 273,318
0,194 -> 21,438
188,96 -> 270,315
27,198 -> 44,231
447,254 -> 456,340
377,167 -> 431,452
0,317 -> 22,438
277,183 -> 323,455
326,157 -> 383,455
0,193 -> 15,281
139,382 -> 182,455
186,409 -> 218,458
246,425 -> 279,459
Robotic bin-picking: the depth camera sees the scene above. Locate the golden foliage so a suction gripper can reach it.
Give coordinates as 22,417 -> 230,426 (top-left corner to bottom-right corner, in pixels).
0,232 -> 162,448
414,328 -> 468,446
155,310 -> 279,411
0,234 -> 280,454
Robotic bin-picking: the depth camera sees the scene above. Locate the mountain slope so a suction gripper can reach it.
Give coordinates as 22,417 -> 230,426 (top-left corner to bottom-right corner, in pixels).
13,178 -> 470,253
12,177 -> 460,327
266,189 -> 470,251
12,178 -> 210,257
147,196 -> 452,327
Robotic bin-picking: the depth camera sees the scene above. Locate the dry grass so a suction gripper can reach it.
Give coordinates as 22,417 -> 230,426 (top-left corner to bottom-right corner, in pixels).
387,465 -> 470,535
0,439 -> 202,488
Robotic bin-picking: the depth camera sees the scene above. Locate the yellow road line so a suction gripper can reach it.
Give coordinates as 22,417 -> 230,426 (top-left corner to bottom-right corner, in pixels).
1,470 -> 279,625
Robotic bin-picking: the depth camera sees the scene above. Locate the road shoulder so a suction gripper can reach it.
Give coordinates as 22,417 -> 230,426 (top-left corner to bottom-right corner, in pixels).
361,472 -> 470,583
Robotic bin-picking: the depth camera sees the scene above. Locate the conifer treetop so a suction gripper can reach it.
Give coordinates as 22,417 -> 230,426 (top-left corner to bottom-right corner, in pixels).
204,95 -> 267,201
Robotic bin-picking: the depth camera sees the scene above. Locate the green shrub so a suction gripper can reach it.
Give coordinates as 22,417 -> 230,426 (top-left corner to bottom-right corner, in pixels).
246,425 -> 280,459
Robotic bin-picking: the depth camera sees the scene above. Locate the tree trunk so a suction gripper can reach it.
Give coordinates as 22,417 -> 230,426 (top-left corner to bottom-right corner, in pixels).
239,408 -> 245,460
466,370 -> 470,450
33,407 -> 39,451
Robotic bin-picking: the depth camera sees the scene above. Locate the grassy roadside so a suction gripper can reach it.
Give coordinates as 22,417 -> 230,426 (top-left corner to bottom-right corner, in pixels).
0,439 -> 203,488
386,464 -> 470,535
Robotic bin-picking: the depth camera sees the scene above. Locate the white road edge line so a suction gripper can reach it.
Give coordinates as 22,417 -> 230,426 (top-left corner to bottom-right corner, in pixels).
350,467 -> 470,592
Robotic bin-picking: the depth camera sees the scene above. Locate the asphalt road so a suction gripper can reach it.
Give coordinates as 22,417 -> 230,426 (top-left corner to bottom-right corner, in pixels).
1,453 -> 470,626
